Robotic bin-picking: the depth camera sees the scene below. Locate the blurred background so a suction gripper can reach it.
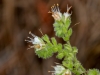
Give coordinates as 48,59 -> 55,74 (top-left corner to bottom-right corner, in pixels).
0,0 -> 100,75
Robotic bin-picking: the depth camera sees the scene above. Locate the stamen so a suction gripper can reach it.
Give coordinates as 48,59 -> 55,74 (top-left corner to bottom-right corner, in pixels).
51,66 -> 55,68
50,4 -> 60,12
29,31 -> 36,37
53,5 -> 56,12
67,5 -> 72,13
27,45 -> 34,50
54,4 -> 58,12
48,11 -> 52,13
57,4 -> 60,12
57,3 -> 59,6
48,71 -> 55,73
51,6 -> 54,12
27,37 -> 33,40
25,39 -> 32,43
54,62 -> 60,64
39,28 -> 44,35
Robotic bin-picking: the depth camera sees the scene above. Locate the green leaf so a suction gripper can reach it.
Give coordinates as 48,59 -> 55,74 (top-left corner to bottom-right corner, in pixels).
64,44 -> 72,51
56,30 -> 62,37
51,37 -> 57,46
35,49 -> 53,59
67,28 -> 72,37
67,61 -> 73,69
62,27 -> 67,34
54,20 -> 63,27
87,69 -> 100,75
65,17 -> 71,28
57,44 -> 62,51
63,34 -> 70,41
62,61 -> 68,68
72,47 -> 78,53
42,35 -> 50,43
53,22 -> 59,27
54,27 -> 60,31
56,52 -> 64,59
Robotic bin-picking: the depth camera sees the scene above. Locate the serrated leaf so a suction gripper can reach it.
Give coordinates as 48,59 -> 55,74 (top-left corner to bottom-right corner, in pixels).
64,44 -> 71,51
58,44 -> 62,51
51,37 -> 57,45
88,69 -> 100,75
53,22 -> 59,27
62,61 -> 68,68
54,27 -> 60,31
42,35 -> 50,43
62,27 -> 67,34
54,20 -> 63,27
56,52 -> 64,59
56,30 -> 62,37
72,47 -> 78,53
67,28 -> 72,37
65,17 -> 71,28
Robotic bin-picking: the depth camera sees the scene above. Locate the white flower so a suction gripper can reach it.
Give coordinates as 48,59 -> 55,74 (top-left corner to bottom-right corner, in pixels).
54,65 -> 65,74
64,5 -> 72,20
49,65 -> 65,75
25,31 -> 45,50
48,65 -> 72,75
48,4 -> 62,21
32,37 -> 41,44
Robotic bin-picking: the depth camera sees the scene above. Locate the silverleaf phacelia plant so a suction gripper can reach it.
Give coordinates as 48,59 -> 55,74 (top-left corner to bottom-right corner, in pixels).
25,4 -> 100,75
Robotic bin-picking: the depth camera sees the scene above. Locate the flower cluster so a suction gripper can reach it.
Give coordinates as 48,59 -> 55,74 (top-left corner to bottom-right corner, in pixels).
25,31 -> 45,51
49,65 -> 71,75
49,4 -> 72,21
